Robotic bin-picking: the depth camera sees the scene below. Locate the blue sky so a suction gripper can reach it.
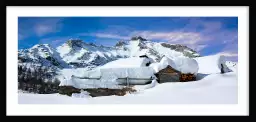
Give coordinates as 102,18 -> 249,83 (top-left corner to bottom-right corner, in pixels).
18,17 -> 238,61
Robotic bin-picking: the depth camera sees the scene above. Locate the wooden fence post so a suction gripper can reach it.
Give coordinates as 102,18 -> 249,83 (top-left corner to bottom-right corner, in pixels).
126,77 -> 129,87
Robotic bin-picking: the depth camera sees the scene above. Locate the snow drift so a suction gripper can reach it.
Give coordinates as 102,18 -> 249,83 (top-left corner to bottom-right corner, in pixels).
149,56 -> 198,75
194,54 -> 231,74
100,57 -> 154,69
149,56 -> 177,73
173,57 -> 199,74
59,57 -> 156,88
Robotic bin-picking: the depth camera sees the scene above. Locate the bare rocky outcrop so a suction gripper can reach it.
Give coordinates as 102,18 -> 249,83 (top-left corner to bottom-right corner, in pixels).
58,86 -> 137,97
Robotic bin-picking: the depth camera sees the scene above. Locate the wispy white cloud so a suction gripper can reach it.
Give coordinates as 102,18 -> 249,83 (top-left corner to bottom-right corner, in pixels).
216,51 -> 238,57
189,45 -> 208,52
132,31 -> 203,42
18,27 -> 29,40
35,25 -> 55,36
215,51 -> 238,62
18,33 -> 25,40
79,33 -> 130,40
80,31 -> 208,51
128,30 -> 208,51
34,18 -> 63,37
18,18 -> 63,40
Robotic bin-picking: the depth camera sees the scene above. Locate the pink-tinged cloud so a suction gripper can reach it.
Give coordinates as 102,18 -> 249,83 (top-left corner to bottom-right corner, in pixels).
129,31 -> 207,51
77,18 -> 237,54
216,51 -> 238,57
215,51 -> 238,62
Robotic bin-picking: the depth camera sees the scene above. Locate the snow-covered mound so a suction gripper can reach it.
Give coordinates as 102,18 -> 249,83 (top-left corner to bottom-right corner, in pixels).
149,56 -> 177,73
57,68 -> 95,81
100,67 -> 155,79
59,57 -> 156,88
173,57 -> 199,74
71,91 -> 91,98
149,56 -> 198,75
100,57 -> 154,69
194,54 -> 231,74
58,56 -> 200,88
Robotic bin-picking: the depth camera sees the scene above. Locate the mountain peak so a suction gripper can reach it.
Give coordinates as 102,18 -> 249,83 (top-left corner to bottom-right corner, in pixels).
66,39 -> 85,48
32,44 -> 51,48
130,36 -> 147,41
115,40 -> 127,47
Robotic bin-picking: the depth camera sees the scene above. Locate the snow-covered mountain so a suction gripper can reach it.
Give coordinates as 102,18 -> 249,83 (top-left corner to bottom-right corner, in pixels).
18,36 -> 200,82
56,37 -> 200,67
19,44 -> 69,68
56,39 -> 128,68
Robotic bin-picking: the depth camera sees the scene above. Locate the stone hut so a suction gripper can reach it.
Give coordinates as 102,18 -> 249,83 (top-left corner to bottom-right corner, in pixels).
155,65 -> 197,83
155,65 -> 181,83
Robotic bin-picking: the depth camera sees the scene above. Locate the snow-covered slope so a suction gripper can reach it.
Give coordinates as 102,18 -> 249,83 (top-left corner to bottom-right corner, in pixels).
173,57 -> 199,74
18,44 -> 70,82
100,57 -> 154,69
19,44 -> 69,68
56,39 -> 129,68
194,54 -> 231,74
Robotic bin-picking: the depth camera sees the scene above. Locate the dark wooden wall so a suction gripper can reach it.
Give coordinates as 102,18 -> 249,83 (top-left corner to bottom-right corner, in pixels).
156,65 -> 181,83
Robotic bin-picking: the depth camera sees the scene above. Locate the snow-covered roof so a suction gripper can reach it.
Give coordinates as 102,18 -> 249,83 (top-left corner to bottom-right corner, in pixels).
173,57 -> 199,74
100,57 -> 154,69
82,61 -> 156,79
100,67 -> 155,79
59,67 -> 155,89
149,56 -> 199,75
149,56 -> 177,73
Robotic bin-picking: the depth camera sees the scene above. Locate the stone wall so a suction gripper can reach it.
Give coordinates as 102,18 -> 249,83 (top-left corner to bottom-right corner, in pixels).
180,73 -> 196,82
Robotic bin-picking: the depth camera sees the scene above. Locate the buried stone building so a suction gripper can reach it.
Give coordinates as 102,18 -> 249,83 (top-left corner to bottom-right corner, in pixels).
154,65 -> 181,83
150,56 -> 199,83
154,65 -> 197,83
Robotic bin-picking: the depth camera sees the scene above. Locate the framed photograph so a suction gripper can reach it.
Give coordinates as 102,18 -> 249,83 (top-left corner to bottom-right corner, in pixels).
6,6 -> 249,116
